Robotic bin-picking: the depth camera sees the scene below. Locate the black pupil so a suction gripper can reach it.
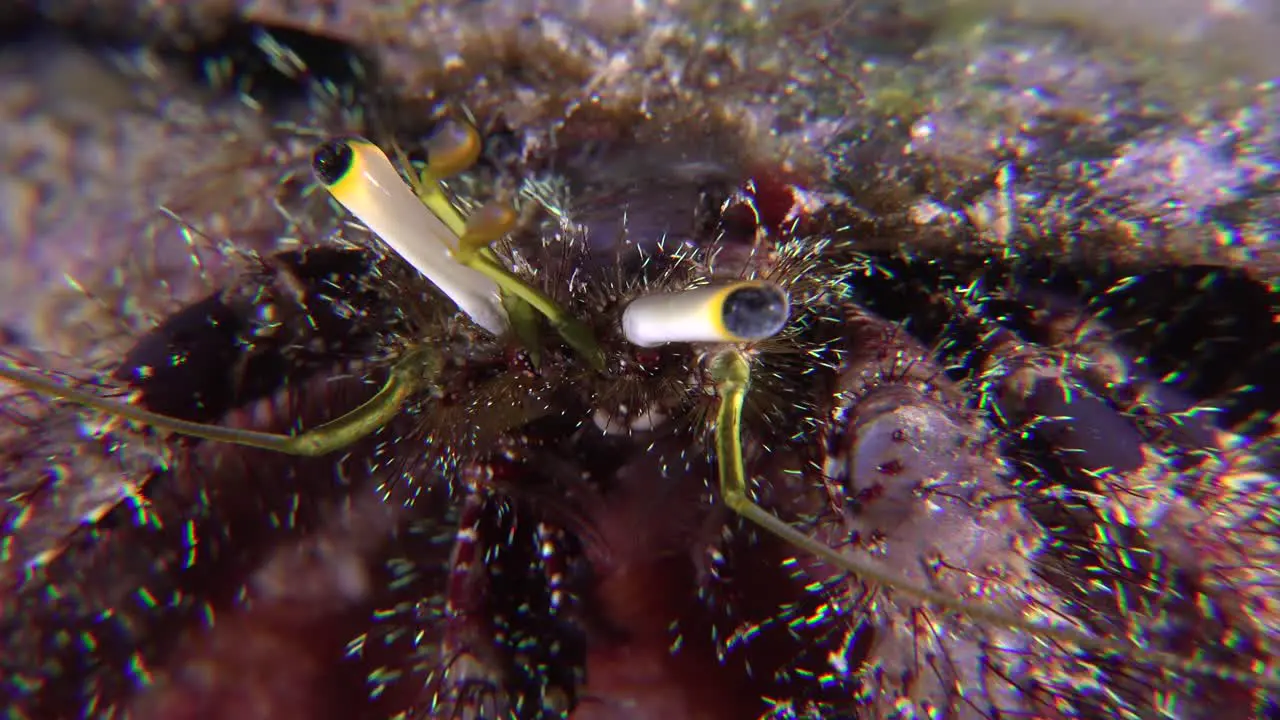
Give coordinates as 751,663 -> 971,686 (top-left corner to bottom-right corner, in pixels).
312,140 -> 354,186
722,285 -> 788,339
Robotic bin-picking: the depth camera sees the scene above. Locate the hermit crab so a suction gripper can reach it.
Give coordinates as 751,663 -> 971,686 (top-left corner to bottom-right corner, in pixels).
2,99 -> 1279,720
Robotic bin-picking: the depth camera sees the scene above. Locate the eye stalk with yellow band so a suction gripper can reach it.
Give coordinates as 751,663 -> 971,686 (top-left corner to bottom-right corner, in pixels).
621,281 -> 790,348
311,137 -> 509,336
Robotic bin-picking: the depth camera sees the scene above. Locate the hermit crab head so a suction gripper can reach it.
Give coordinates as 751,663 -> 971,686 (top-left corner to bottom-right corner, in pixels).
2,117 -> 1277,719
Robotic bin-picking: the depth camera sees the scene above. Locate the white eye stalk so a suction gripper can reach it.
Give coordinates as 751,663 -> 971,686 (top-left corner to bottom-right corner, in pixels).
312,138 -> 509,336
622,281 -> 790,348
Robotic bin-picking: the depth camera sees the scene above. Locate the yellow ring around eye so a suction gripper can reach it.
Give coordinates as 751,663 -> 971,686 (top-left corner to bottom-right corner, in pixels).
313,138 -> 355,186
313,139 -> 390,210
621,280 -> 791,348
709,281 -> 791,342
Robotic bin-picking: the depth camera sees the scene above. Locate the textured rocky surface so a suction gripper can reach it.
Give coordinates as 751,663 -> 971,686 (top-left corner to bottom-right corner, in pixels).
3,0 -> 1277,359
